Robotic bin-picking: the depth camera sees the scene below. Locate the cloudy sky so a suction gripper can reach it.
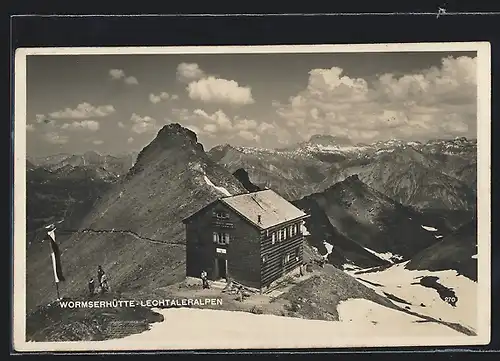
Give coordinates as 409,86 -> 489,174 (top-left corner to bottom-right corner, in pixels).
25,50 -> 477,157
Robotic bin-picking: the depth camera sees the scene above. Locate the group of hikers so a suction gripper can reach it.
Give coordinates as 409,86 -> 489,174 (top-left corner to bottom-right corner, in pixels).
88,265 -> 110,296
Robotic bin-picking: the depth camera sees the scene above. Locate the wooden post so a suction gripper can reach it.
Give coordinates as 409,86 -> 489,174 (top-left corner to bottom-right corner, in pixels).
55,280 -> 61,300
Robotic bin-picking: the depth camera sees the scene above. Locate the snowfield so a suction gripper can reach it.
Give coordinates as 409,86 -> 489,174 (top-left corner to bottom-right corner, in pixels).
97,298 -> 463,350
301,222 -> 311,236
346,262 -> 477,333
363,246 -> 404,263
421,225 -> 438,232
323,241 -> 334,258
343,263 -> 362,271
203,175 -> 232,196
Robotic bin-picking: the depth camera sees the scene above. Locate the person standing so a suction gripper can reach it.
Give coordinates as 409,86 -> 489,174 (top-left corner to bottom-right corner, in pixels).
201,270 -> 209,289
88,278 -> 95,296
97,265 -> 105,288
101,273 -> 110,293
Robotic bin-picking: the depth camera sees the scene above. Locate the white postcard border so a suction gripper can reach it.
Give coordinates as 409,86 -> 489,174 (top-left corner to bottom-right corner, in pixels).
13,41 -> 491,352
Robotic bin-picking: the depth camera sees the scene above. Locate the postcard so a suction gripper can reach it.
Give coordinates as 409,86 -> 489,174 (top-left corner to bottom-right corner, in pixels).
13,42 -> 491,351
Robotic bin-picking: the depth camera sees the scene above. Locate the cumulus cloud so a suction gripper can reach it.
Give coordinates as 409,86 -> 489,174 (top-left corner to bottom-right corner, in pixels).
187,76 -> 255,105
203,123 -> 218,133
192,109 -> 234,131
61,120 -> 100,132
184,124 -> 202,135
26,124 -> 35,132
257,122 -> 275,134
130,113 -> 158,134
34,114 -> 56,127
43,132 -> 69,144
171,108 -> 192,122
234,119 -> 258,131
149,92 -> 170,104
109,69 -> 138,85
176,63 -> 205,82
124,76 -> 139,85
35,114 -> 46,123
48,102 -> 115,119
238,130 -> 260,142
172,108 -> 272,145
109,69 -> 125,79
118,121 -> 125,128
127,137 -> 134,144
275,55 -> 477,143
177,62 -> 254,105
170,94 -> 179,100
92,140 -> 104,145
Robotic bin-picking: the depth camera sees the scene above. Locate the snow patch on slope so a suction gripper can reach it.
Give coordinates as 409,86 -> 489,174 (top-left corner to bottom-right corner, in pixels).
421,225 -> 438,232
98,300 -> 461,350
301,222 -> 311,236
203,175 -> 232,196
323,241 -> 333,258
343,263 -> 361,271
363,246 -> 403,263
345,262 -> 477,332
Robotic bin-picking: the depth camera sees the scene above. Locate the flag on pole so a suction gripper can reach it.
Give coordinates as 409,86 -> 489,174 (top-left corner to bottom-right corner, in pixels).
47,229 -> 65,282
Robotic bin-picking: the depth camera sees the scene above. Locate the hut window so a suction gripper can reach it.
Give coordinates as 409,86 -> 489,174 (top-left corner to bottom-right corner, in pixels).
262,255 -> 267,263
278,229 -> 285,241
283,254 -> 291,264
213,232 -> 230,245
215,211 -> 229,219
271,232 -> 276,244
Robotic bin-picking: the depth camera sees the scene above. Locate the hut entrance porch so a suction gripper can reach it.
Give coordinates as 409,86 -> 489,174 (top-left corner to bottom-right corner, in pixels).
213,251 -> 227,281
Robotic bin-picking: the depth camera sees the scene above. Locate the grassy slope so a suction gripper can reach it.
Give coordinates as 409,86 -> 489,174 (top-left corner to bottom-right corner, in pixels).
276,265 -> 397,321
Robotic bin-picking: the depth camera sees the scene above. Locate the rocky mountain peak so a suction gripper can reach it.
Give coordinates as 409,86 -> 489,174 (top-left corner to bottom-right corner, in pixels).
156,123 -> 199,145
132,123 -> 205,170
232,168 -> 262,192
341,174 -> 363,185
83,150 -> 102,158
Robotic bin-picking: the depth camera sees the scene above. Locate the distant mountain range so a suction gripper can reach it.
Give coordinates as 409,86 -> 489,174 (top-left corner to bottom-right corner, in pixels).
209,135 -> 477,211
28,150 -> 139,180
26,151 -> 139,241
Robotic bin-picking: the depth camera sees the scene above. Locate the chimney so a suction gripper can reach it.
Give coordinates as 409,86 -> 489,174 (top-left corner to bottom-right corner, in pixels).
258,214 -> 262,224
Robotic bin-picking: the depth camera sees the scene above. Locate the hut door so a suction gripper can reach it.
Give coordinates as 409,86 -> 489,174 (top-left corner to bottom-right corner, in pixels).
216,258 -> 227,280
